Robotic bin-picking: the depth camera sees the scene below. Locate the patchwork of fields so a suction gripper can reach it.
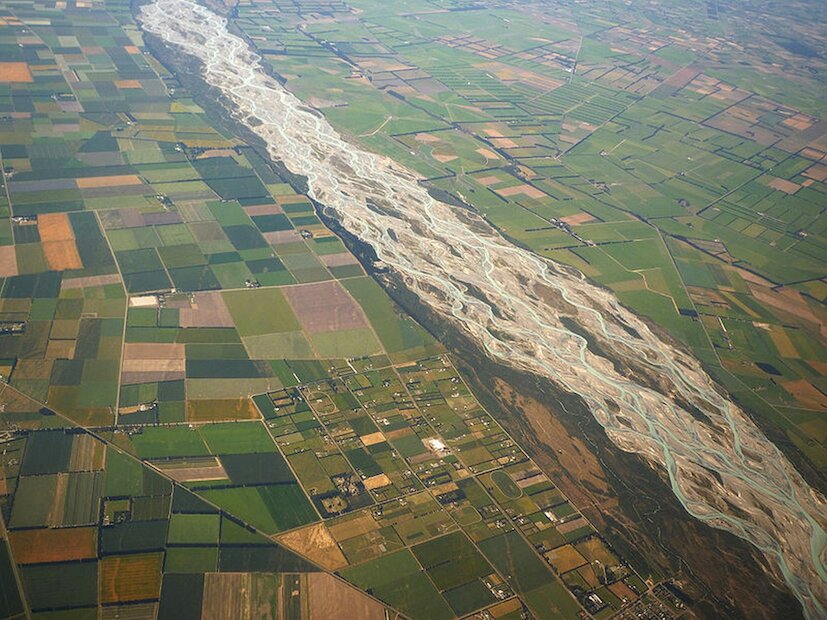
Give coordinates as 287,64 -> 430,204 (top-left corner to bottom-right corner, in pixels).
0,0 -> 699,617
223,0 -> 827,482
0,0 -> 823,617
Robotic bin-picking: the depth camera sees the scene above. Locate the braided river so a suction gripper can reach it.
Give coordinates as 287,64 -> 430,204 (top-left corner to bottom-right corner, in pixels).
139,1 -> 826,615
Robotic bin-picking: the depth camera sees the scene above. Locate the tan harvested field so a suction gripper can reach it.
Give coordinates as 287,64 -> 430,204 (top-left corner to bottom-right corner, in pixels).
76,174 -> 142,189
768,178 -> 801,194
155,457 -> 228,482
768,326 -> 799,358
800,146 -> 827,160
179,292 -> 235,328
38,213 -> 82,270
363,473 -> 392,491
0,384 -> 40,413
0,246 -> 18,277
545,544 -> 587,573
782,113 -> 815,131
328,512 -> 378,542
100,553 -> 164,603
576,563 -> 600,588
662,66 -> 701,89
428,481 -> 459,497
384,427 -> 413,442
560,212 -> 596,226
0,62 -> 33,82
489,137 -> 518,148
9,527 -> 97,564
263,230 -> 299,244
244,203 -> 283,215
609,580 -> 639,602
782,379 -> 827,410
497,183 -> 546,199
14,359 -> 53,382
414,132 -> 440,143
807,360 -> 827,376
557,516 -> 589,535
115,79 -> 142,89
196,149 -> 237,159
120,340 -> 182,381
576,536 -> 619,565
186,398 -> 259,422
515,472 -> 548,489
202,572 -> 252,620
42,240 -> 83,271
275,193 -> 309,205
69,433 -> 106,471
476,175 -> 502,186
202,572 -> 285,620
319,252 -> 358,267
751,285 -> 827,337
487,598 -> 524,617
121,357 -> 185,370
45,339 -> 75,360
277,522 -> 348,570
284,281 -> 367,333
803,163 -> 827,182
308,572 -> 386,620
360,431 -> 385,447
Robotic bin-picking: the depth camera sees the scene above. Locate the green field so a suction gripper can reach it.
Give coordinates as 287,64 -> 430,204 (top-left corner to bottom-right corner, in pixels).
0,0 -> 819,616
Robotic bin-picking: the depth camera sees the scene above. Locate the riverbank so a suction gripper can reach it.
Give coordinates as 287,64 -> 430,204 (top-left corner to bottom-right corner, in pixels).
135,1 -> 826,615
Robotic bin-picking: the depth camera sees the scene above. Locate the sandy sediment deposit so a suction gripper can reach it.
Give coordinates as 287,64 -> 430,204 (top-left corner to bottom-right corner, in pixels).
140,1 -> 826,615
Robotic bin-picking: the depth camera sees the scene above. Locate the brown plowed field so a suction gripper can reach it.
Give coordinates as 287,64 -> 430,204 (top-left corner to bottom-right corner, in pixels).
277,522 -> 348,571
202,572 -> 252,620
284,281 -> 367,333
38,213 -> 83,271
0,246 -> 18,277
76,174 -> 142,188
100,552 -> 164,603
10,527 -> 97,563
0,62 -> 32,82
308,572 -> 385,620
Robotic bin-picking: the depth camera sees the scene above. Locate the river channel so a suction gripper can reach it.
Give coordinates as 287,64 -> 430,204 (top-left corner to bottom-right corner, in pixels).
139,1 -> 826,615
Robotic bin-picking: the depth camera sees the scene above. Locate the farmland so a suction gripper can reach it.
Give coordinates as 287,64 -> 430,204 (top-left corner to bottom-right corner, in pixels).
213,0 -> 827,489
0,0 -> 823,617
0,0 -> 674,615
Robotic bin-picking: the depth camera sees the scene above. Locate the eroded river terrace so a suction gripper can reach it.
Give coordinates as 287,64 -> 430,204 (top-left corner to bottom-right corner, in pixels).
139,0 -> 826,616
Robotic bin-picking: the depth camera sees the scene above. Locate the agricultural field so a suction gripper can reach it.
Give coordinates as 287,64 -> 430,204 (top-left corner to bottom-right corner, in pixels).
0,0 -> 822,616
0,0 -> 687,615
0,383 -> 394,618
226,0 -> 827,480
260,355 -> 642,619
